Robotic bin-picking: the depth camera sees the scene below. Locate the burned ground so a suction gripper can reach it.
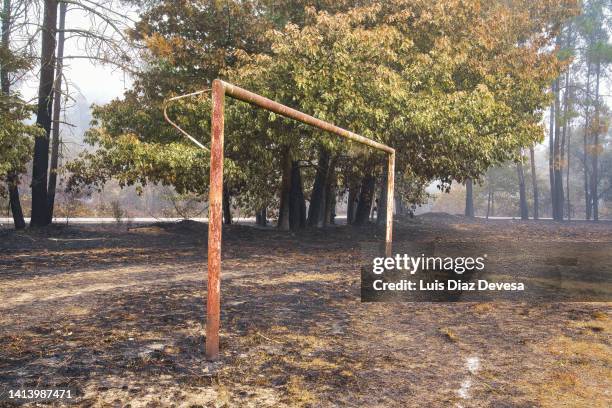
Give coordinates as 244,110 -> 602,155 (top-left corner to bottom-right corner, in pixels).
0,216 -> 610,407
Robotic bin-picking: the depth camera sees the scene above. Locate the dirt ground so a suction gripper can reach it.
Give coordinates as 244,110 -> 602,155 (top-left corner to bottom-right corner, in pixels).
0,215 -> 611,407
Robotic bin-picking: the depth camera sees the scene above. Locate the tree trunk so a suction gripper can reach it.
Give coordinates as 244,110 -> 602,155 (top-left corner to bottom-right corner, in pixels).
583,62 -> 591,220
323,158 -> 337,226
7,173 -> 26,230
550,33 -> 564,221
377,171 -> 388,225
307,147 -> 329,227
552,76 -> 563,220
584,136 -> 591,219
346,185 -> 358,225
47,1 -> 67,224
486,185 -> 492,219
0,0 -> 10,94
289,160 -> 306,230
464,178 -> 474,217
529,145 -> 539,219
255,207 -> 267,226
277,146 -> 291,231
517,159 -> 529,220
548,99 -> 555,219
395,195 -> 405,216
370,183 -> 379,221
354,173 -> 375,225
591,57 -> 601,221
30,0 -> 58,227
222,184 -> 232,225
566,125 -> 571,220
556,63 -> 572,221
1,0 -> 9,84
1,0 -> 26,230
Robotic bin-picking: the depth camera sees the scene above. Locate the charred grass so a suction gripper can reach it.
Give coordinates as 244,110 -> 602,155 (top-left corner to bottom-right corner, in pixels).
0,216 -> 610,406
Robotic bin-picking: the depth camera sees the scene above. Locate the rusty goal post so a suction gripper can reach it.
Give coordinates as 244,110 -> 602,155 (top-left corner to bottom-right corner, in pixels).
166,79 -> 395,360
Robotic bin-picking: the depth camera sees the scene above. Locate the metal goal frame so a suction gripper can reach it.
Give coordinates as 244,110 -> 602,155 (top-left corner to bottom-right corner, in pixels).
167,79 -> 395,360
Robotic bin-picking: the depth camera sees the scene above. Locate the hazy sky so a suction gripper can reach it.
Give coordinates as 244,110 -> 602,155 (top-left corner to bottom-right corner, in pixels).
17,4 -> 137,156
20,5 -> 134,106
62,57 -> 130,105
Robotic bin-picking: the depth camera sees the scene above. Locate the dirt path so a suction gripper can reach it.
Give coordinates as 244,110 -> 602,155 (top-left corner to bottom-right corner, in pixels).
0,218 -> 610,407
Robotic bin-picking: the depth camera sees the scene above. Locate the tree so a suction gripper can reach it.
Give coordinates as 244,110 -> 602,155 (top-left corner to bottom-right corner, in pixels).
30,0 -> 58,227
46,0 -> 66,223
29,0 -> 134,227
551,28 -> 572,221
517,154 -> 529,220
529,145 -> 539,219
0,90 -> 37,229
465,179 -> 474,218
548,98 -> 555,218
586,6 -> 612,221
552,74 -> 563,220
1,0 -> 40,229
383,0 -> 577,194
476,163 -> 525,218
573,0 -> 611,220
307,147 -> 330,228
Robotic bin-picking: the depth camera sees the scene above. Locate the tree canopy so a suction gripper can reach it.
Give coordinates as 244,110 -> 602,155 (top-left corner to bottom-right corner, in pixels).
66,0 -> 579,220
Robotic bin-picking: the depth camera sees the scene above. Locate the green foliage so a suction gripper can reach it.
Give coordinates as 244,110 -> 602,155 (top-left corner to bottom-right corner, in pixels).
0,13 -> 40,196
67,132 -> 212,194
0,93 -> 40,194
68,0 -> 578,209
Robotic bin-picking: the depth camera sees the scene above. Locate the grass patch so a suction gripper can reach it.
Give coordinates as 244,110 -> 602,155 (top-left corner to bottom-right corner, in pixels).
285,375 -> 317,407
517,327 -> 612,407
439,327 -> 458,342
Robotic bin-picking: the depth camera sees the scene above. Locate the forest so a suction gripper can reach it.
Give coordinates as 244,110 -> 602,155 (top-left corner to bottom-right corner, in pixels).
0,0 -> 609,226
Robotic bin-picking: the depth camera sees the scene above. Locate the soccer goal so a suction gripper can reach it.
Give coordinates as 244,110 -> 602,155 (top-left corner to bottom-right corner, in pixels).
166,79 -> 395,360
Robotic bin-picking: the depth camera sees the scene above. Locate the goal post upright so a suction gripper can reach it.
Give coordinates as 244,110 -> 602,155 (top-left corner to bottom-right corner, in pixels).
204,79 -> 394,361
386,151 -> 395,257
205,80 -> 225,360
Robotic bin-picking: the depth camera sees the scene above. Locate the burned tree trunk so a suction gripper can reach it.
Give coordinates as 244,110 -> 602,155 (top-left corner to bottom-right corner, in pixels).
346,185 -> 358,225
289,160 -> 306,230
277,146 -> 292,231
255,207 -> 267,226
46,1 -> 66,224
30,0 -> 58,227
7,173 -> 25,230
307,147 -> 330,228
323,157 -> 337,226
377,171 -> 388,225
354,174 -> 375,225
222,184 -> 232,225
395,195 -> 405,217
